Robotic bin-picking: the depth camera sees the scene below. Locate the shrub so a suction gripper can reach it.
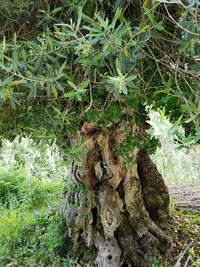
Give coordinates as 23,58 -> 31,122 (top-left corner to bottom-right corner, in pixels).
0,137 -> 69,182
0,167 -> 26,205
0,207 -> 72,266
0,166 -> 63,209
0,137 -> 75,265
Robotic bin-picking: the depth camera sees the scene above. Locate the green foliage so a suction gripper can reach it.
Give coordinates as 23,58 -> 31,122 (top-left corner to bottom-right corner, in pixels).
183,213 -> 200,225
0,205 -> 75,266
1,169 -> 63,209
0,0 -> 199,150
0,139 -> 90,266
0,137 -> 72,266
0,168 -> 25,205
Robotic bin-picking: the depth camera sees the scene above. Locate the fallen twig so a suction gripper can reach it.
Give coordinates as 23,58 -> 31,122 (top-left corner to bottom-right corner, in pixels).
183,254 -> 191,267
174,242 -> 193,267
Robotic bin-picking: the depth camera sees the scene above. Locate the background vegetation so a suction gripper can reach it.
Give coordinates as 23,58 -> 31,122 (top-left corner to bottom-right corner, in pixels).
148,109 -> 200,186
0,140 -> 83,266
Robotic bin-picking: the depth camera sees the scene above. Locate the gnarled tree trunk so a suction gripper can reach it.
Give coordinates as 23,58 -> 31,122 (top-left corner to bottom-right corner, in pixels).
61,123 -> 172,267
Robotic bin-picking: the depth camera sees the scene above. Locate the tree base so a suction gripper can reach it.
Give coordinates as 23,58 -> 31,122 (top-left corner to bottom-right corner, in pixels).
61,123 -> 172,266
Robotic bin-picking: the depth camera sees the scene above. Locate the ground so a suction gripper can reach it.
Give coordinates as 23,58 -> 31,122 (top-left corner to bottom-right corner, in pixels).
158,186 -> 200,267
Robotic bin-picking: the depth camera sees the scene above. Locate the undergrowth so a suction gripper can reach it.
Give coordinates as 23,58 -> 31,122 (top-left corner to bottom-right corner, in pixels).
150,208 -> 200,267
165,208 -> 200,266
0,166 -> 87,266
0,138 -> 94,266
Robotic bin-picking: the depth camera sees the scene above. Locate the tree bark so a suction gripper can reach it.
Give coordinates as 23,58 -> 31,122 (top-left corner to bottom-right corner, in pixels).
61,123 -> 172,267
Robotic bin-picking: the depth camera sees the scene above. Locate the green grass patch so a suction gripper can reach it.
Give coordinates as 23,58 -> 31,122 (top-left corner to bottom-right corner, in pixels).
0,166 -> 84,266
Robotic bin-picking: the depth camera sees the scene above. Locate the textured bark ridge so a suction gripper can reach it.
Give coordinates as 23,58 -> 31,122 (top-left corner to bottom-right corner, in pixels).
61,123 -> 172,266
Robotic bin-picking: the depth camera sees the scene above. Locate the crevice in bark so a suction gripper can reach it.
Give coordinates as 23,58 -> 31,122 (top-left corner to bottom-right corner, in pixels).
91,207 -> 98,227
61,123 -> 172,266
116,180 -> 125,200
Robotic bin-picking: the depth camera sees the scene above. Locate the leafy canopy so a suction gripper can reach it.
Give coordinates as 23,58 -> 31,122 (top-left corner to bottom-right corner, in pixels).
0,0 -> 199,150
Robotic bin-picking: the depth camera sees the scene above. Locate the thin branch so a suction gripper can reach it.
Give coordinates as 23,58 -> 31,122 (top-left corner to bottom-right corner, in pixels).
146,45 -> 166,84
164,4 -> 200,36
85,83 -> 93,112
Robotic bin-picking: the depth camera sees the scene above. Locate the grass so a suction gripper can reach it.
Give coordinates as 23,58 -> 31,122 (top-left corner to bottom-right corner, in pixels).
0,166 -> 85,266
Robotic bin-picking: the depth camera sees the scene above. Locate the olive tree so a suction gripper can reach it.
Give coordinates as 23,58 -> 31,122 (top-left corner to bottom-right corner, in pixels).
0,0 -> 199,266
